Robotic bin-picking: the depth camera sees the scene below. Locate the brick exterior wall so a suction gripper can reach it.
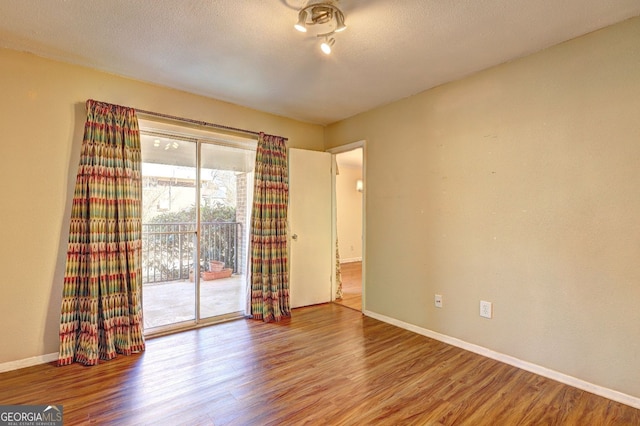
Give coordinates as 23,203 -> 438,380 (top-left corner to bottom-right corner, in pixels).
235,172 -> 248,275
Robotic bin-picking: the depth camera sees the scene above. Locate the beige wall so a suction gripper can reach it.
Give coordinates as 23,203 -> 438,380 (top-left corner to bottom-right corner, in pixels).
0,48 -> 323,364
326,17 -> 640,398
336,163 -> 362,262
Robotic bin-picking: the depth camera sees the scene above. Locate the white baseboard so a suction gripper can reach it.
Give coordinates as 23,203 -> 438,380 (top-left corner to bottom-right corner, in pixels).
340,257 -> 362,264
364,309 -> 640,410
0,353 -> 58,373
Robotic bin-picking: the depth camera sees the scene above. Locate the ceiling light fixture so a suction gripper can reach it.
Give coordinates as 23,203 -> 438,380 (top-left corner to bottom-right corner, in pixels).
294,1 -> 346,55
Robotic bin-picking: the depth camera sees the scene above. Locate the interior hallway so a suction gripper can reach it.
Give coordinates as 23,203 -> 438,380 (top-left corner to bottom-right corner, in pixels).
334,261 -> 362,311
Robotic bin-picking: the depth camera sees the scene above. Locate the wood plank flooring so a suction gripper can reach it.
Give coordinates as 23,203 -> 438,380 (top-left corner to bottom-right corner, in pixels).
1,304 -> 638,425
334,261 -> 362,311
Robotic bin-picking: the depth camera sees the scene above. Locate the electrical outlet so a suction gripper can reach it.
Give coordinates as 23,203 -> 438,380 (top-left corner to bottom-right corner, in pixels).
480,300 -> 492,318
434,294 -> 443,308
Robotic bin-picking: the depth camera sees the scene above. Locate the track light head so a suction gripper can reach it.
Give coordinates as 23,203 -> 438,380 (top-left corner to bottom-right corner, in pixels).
334,11 -> 347,32
294,10 -> 308,32
320,37 -> 335,55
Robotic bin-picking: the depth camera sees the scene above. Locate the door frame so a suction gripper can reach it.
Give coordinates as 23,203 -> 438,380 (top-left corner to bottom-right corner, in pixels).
328,140 -> 366,312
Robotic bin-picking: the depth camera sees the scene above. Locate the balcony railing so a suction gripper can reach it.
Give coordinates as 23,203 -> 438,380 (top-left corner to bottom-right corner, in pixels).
142,221 -> 242,284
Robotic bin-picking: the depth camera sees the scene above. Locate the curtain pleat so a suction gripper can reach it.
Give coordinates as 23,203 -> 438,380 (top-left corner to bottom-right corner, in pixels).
335,161 -> 343,299
335,238 -> 343,299
58,99 -> 145,366
249,133 -> 290,322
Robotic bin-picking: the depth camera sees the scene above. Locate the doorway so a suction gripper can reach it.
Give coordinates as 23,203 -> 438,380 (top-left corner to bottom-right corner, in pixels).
138,123 -> 256,334
330,143 -> 365,312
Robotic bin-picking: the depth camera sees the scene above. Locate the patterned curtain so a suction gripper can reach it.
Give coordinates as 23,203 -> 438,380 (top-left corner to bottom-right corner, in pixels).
334,161 -> 343,299
249,133 -> 290,322
58,99 -> 145,366
335,238 -> 343,299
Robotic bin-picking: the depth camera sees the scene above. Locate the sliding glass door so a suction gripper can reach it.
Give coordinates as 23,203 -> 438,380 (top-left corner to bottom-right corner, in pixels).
141,134 -> 197,329
198,142 -> 255,320
140,129 -> 255,333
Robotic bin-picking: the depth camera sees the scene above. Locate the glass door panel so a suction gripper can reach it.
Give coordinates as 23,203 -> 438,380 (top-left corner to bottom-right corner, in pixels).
140,133 -> 197,330
198,142 -> 255,320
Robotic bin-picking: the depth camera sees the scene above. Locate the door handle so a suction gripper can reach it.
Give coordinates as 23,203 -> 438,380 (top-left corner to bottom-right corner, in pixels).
291,233 -> 298,241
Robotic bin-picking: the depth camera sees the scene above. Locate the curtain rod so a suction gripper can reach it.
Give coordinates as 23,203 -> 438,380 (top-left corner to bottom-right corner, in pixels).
89,99 -> 288,141
135,108 -> 289,141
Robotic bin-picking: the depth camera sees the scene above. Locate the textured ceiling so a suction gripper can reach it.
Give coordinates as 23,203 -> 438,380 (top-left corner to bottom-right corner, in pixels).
1,1 -> 639,125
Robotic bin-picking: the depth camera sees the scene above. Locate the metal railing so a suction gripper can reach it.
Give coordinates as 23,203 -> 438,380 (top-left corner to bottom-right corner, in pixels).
141,221 -> 242,284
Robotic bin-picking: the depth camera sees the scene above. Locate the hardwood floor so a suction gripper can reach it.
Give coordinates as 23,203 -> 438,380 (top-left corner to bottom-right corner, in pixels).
334,261 -> 362,311
1,304 -> 638,425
